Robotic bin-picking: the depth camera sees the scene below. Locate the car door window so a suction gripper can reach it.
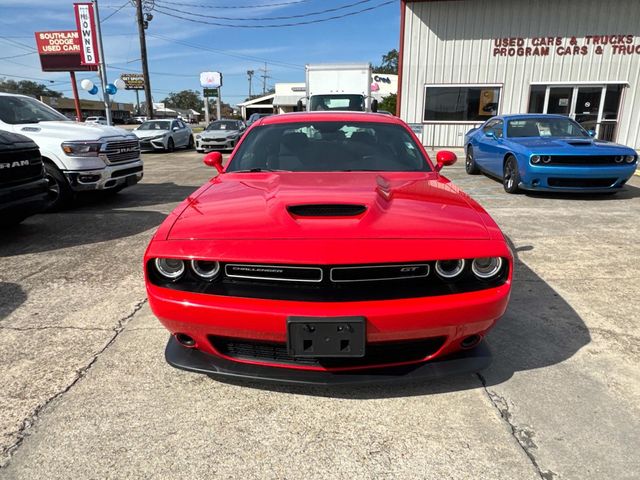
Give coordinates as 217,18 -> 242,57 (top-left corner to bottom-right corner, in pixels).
491,121 -> 504,138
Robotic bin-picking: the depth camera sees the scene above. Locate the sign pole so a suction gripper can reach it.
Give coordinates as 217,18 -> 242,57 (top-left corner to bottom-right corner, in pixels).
91,0 -> 112,125
135,90 -> 140,115
216,87 -> 221,121
204,93 -> 210,124
69,71 -> 83,122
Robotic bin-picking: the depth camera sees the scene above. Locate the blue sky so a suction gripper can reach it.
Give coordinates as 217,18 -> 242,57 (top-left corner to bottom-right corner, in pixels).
0,0 -> 399,107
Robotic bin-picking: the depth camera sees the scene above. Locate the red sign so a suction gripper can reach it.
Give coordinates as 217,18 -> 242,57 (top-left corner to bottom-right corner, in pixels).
34,30 -> 97,72
73,3 -> 99,65
35,31 -> 81,55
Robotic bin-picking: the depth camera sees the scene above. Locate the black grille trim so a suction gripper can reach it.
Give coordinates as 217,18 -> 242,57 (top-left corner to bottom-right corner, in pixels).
0,148 -> 43,187
209,336 -> 446,368
111,165 -> 143,178
548,177 -> 617,188
287,204 -> 366,217
546,155 -> 626,166
225,264 -> 323,283
147,259 -> 510,302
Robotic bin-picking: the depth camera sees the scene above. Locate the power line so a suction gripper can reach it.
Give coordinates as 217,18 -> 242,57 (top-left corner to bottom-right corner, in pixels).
101,0 -> 131,22
146,33 -> 303,69
0,36 -> 37,52
154,0 -> 374,20
156,0 -> 310,9
0,52 -> 37,60
153,0 -> 394,28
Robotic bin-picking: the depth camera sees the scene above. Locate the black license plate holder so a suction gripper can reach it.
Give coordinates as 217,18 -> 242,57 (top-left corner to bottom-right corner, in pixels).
287,316 -> 366,358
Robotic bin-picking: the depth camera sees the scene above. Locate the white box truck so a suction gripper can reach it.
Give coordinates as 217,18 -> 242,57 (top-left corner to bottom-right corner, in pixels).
303,63 -> 377,112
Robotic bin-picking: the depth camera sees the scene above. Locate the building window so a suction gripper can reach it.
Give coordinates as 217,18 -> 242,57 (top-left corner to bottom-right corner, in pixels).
423,85 -> 501,122
528,86 -> 546,113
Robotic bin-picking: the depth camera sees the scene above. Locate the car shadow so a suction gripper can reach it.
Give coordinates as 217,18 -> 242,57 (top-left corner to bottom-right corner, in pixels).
0,282 -> 27,321
209,241 -> 591,398
0,182 -> 199,257
522,183 -> 640,200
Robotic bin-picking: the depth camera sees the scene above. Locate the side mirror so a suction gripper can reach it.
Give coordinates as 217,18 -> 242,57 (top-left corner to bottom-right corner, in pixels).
485,130 -> 496,139
371,99 -> 378,113
172,127 -> 179,131
435,150 -> 457,172
203,151 -> 224,173
296,99 -> 304,111
588,129 -> 596,137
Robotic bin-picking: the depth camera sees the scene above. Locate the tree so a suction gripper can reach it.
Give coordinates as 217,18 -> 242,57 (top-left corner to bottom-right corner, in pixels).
373,49 -> 398,75
378,93 -> 397,115
162,89 -> 203,111
0,78 -> 62,98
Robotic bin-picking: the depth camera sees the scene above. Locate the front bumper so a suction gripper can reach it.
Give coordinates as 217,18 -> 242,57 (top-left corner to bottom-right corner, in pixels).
165,335 -> 492,385
196,137 -> 236,150
65,159 -> 144,192
520,163 -> 636,191
0,177 -> 48,219
139,137 -> 166,151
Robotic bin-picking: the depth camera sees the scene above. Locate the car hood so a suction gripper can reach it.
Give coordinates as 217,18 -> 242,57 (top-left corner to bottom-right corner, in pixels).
200,130 -> 239,139
133,129 -> 169,139
168,172 -> 491,240
509,137 -> 636,154
13,121 -> 134,141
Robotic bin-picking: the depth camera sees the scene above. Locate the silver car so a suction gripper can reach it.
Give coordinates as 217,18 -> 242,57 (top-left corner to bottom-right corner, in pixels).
195,119 -> 245,152
133,119 -> 193,152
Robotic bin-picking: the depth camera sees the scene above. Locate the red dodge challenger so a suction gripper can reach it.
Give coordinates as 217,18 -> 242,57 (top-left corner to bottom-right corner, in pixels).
144,112 -> 513,384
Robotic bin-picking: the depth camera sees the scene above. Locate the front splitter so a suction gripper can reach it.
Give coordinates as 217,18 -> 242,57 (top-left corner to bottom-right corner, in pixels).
165,336 -> 492,386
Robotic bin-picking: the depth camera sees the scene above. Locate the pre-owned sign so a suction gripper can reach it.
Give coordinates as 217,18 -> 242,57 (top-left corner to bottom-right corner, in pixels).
74,3 -> 99,65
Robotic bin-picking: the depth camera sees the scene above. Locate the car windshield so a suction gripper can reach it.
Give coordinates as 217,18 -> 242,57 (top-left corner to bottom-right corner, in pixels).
310,94 -> 365,112
507,117 -> 589,138
228,121 -> 430,172
138,121 -> 170,130
206,121 -> 239,131
0,95 -> 68,124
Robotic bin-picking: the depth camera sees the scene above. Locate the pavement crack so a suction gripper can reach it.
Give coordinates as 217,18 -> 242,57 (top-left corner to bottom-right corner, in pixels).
477,373 -> 557,480
0,298 -> 148,469
0,326 -> 112,332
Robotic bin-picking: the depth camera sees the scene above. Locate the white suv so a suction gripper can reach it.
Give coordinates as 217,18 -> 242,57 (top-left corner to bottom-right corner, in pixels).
0,93 -> 143,210
85,116 -> 108,125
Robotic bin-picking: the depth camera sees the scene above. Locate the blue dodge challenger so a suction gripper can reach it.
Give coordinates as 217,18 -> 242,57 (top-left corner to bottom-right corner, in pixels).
464,114 -> 637,193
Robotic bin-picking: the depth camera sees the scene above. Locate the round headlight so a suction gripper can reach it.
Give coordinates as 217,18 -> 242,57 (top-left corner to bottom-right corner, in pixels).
154,258 -> 185,280
531,155 -> 541,164
541,155 -> 551,163
615,156 -> 624,163
191,260 -> 220,280
471,257 -> 503,279
625,155 -> 636,164
195,135 -> 201,140
435,259 -> 465,279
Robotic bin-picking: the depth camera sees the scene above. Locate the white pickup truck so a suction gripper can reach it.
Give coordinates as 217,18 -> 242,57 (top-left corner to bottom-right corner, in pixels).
0,92 -> 143,210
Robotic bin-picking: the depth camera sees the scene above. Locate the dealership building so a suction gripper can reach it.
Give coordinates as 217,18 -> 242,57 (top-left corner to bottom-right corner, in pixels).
398,0 -> 640,149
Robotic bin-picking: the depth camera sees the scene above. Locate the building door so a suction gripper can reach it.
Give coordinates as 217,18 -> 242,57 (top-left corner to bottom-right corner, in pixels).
529,84 -> 624,141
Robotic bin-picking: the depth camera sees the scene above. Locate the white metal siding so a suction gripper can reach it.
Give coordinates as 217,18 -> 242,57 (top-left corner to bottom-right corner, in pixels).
401,0 -> 640,148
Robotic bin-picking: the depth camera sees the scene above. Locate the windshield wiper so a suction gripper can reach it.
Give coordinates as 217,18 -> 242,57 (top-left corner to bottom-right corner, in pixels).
231,168 -> 290,173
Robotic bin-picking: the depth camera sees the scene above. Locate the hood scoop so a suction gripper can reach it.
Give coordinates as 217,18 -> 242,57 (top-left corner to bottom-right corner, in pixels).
287,204 -> 367,217
566,140 -> 594,146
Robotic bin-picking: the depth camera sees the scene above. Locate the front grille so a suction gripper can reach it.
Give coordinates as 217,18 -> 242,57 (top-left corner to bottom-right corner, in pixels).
288,204 -> 367,217
547,155 -> 626,166
111,165 -> 143,178
148,260 -> 509,302
102,139 -> 140,164
548,177 -> 617,188
0,148 -> 43,186
209,336 -> 446,368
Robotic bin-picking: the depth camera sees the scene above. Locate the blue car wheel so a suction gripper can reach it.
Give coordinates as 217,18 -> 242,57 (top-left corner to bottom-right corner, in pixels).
503,156 -> 521,194
465,146 -> 480,175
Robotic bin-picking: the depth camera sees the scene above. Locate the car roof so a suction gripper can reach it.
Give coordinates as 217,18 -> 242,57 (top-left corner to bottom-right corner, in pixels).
498,114 -> 573,121
257,111 -> 404,127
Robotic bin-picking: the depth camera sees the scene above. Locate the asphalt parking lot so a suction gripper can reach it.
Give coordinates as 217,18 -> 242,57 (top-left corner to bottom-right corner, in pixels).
1,149 -> 639,479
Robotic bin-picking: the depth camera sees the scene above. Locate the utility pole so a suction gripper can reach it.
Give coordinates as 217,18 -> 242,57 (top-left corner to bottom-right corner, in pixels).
136,0 -> 153,119
259,62 -> 270,95
92,0 -> 112,125
247,70 -> 254,98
